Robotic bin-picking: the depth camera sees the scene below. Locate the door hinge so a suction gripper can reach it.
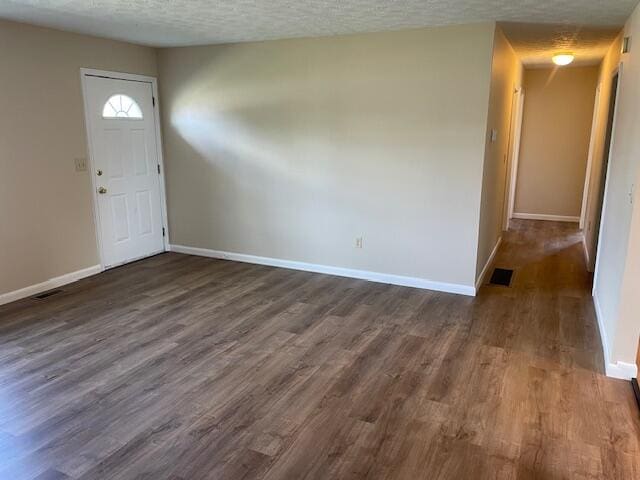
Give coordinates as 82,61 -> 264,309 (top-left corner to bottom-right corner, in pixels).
152,96 -> 156,107
162,227 -> 166,237
157,164 -> 161,174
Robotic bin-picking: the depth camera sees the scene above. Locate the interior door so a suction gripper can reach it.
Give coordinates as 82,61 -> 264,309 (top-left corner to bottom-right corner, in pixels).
83,75 -> 165,268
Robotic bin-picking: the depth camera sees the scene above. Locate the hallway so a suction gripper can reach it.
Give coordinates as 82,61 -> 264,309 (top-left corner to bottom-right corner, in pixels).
0,220 -> 639,479
488,219 -> 603,372
477,219 -> 640,477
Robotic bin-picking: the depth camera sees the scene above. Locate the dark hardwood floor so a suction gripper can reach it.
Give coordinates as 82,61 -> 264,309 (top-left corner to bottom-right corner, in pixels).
0,220 -> 639,479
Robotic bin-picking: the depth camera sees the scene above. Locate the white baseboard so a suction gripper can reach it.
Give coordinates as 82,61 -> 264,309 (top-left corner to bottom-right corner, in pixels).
512,212 -> 580,223
170,244 -> 476,297
605,361 -> 637,380
475,237 -> 502,290
592,292 -> 638,380
0,265 -> 102,307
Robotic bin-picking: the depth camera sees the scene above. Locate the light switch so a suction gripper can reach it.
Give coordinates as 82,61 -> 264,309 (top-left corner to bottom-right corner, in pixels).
74,157 -> 87,172
490,129 -> 498,143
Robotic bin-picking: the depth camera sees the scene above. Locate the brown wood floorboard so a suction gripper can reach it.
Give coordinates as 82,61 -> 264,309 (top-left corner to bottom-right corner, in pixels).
0,219 -> 639,479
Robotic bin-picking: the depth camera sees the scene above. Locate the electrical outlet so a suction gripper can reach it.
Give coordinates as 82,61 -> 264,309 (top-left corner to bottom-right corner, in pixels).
355,237 -> 363,249
74,157 -> 87,172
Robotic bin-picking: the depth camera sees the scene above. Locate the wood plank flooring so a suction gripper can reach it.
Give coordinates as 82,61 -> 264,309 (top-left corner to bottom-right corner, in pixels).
0,219 -> 639,479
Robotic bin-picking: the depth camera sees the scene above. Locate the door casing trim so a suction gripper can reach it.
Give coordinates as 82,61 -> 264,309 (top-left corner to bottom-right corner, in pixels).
80,68 -> 170,271
505,87 -> 525,229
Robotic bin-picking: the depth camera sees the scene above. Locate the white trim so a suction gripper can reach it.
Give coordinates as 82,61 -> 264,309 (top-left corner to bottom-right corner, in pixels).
0,265 -> 101,307
79,68 -> 170,272
580,84 -> 602,230
593,292 -> 638,379
500,87 -> 517,232
80,68 -> 160,84
506,89 -> 525,227
170,244 -> 476,297
512,213 -> 580,223
475,237 -> 502,290
606,361 -> 637,380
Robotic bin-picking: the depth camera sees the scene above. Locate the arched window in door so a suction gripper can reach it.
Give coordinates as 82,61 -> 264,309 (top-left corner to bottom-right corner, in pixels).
102,94 -> 143,119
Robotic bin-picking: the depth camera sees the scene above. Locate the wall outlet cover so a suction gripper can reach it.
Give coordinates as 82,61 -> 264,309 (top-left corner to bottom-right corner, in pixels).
74,157 -> 87,172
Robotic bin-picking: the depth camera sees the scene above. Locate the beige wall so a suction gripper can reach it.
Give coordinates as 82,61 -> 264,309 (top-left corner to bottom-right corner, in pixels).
514,66 -> 599,218
0,20 -> 158,297
158,24 -> 496,288
476,26 -> 522,279
583,36 -> 622,269
594,1 -> 640,374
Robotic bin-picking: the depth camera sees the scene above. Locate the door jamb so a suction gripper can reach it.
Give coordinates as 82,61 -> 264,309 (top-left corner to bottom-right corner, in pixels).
579,84 -> 602,231
505,87 -> 525,228
79,68 -> 170,271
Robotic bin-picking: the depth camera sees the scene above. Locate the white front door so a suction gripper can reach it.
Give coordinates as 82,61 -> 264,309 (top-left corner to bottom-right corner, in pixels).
83,75 -> 165,268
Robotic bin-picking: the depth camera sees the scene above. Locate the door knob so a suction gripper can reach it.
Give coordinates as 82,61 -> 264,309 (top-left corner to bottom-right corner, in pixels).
98,187 -> 107,194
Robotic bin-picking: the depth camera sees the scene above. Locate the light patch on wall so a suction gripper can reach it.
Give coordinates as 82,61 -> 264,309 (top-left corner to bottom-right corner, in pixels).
169,62 -> 308,191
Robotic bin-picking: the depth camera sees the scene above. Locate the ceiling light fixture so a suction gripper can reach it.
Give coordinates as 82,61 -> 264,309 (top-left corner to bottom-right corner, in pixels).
552,53 -> 575,66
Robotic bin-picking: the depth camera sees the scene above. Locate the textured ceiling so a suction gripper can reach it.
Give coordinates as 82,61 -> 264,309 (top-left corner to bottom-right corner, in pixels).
0,0 -> 637,47
501,22 -> 622,67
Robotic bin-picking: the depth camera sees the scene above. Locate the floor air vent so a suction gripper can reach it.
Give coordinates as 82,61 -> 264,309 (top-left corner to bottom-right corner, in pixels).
33,289 -> 63,300
489,268 -> 513,287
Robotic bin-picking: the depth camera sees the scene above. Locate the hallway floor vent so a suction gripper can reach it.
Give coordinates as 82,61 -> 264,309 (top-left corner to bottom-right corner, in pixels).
33,289 -> 63,300
489,268 -> 513,287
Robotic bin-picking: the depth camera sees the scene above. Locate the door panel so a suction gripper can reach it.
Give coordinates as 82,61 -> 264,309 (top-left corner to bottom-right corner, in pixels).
136,190 -> 153,235
84,75 -> 164,268
111,194 -> 131,242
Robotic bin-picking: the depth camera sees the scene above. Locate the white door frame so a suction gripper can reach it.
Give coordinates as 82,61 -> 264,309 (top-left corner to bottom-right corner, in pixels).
505,87 -> 525,228
80,68 -> 170,271
579,84 -> 602,230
